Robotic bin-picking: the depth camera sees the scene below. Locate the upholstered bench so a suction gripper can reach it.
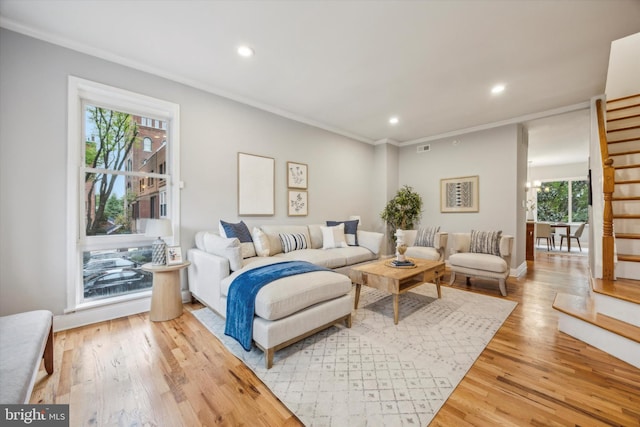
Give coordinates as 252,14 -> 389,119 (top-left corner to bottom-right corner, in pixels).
220,258 -> 353,368
0,310 -> 54,404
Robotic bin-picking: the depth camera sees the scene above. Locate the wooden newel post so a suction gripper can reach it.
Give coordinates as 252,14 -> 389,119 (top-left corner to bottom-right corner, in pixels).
602,158 -> 615,280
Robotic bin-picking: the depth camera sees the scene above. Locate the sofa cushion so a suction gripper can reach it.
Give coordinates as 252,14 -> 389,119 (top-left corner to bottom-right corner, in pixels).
470,230 -> 502,256
415,226 -> 440,247
307,224 -> 324,249
203,232 -> 243,271
449,252 -> 508,273
220,260 -> 352,321
279,233 -> 309,253
219,220 -> 256,258
252,227 -> 270,257
273,248 -> 347,269
326,219 -> 359,245
405,246 -> 440,261
327,246 -> 376,265
321,223 -> 348,249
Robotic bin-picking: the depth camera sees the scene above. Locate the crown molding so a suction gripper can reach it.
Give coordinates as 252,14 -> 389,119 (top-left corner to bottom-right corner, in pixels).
0,18 -> 376,145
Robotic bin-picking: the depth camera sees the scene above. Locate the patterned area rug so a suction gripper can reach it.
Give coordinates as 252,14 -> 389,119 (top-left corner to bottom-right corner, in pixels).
193,285 -> 517,426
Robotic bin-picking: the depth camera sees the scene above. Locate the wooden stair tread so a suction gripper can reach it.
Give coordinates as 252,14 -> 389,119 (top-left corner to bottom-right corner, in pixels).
613,214 -> 640,219
608,137 -> 640,144
552,293 -> 640,343
612,196 -> 640,201
614,164 -> 640,170
591,277 -> 640,304
618,254 -> 640,262
607,113 -> 640,122
608,149 -> 640,156
617,233 -> 640,239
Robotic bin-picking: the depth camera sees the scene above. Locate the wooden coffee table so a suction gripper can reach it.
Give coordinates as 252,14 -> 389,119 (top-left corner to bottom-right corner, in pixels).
348,258 -> 445,324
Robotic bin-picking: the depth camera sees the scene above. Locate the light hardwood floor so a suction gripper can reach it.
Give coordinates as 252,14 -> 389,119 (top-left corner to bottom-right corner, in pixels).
30,253 -> 640,426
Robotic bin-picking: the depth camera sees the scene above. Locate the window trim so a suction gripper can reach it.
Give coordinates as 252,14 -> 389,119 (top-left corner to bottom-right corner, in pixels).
67,76 -> 181,313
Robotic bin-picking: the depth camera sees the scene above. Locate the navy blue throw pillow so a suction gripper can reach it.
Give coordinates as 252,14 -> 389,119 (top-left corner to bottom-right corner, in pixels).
326,219 -> 359,246
220,220 -> 253,243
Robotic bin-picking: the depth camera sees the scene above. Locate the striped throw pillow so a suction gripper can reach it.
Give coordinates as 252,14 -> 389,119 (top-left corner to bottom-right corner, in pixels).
415,226 -> 440,247
279,233 -> 308,253
470,230 -> 502,256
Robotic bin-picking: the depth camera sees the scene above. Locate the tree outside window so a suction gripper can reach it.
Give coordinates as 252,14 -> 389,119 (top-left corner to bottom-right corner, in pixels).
537,179 -> 588,223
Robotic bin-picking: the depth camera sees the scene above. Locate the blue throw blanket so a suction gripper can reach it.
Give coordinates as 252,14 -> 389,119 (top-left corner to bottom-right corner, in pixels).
225,260 -> 331,351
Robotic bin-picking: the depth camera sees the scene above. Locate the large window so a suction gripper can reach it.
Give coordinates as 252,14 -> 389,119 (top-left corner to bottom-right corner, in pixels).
536,179 -> 588,223
68,77 -> 180,311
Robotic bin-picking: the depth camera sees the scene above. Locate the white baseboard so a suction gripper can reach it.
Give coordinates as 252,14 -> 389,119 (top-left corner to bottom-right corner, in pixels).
54,291 -> 193,332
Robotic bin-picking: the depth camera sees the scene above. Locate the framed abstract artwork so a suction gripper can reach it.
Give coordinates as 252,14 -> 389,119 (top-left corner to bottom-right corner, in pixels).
287,161 -> 308,189
237,152 -> 275,216
440,175 -> 479,213
288,190 -> 308,216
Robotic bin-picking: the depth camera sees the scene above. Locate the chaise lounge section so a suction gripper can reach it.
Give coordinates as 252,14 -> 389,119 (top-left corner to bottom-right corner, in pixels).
188,222 -> 384,368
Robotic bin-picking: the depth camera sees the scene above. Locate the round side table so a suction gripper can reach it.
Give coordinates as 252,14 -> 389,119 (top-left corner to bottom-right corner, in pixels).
141,261 -> 191,322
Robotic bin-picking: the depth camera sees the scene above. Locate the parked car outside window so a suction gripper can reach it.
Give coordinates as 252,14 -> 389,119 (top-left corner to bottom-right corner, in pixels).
83,258 -> 137,278
84,268 -> 151,299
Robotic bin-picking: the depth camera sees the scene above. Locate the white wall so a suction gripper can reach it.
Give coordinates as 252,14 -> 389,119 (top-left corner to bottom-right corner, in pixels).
0,29 -> 376,317
397,125 -> 523,268
605,32 -> 640,100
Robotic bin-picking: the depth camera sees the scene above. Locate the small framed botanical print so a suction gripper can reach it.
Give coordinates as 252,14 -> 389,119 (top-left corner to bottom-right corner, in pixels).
287,161 -> 308,189
288,190 -> 308,216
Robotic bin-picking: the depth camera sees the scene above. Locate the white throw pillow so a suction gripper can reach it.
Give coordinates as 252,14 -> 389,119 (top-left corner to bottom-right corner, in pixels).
321,223 -> 348,249
252,227 -> 270,257
202,232 -> 243,271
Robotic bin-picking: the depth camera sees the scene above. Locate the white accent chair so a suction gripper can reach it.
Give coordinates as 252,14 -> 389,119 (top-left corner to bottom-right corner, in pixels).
448,232 -> 514,296
402,229 -> 448,261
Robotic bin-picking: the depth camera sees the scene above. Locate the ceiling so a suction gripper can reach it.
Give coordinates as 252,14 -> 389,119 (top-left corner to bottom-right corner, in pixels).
1,0 -> 639,164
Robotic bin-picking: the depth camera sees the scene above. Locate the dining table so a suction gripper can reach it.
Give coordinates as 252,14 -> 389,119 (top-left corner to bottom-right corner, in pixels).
549,223 -> 571,251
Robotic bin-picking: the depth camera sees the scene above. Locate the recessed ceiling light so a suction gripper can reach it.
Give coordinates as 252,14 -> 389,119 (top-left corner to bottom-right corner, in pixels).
237,45 -> 254,58
389,116 -> 399,125
491,84 -> 506,95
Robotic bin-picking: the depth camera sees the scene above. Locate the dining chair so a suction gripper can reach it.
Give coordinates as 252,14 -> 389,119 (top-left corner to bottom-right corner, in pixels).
559,222 -> 586,252
535,223 -> 554,251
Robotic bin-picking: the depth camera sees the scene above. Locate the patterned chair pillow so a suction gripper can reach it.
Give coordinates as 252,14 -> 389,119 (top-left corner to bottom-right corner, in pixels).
414,226 -> 440,247
470,230 -> 502,256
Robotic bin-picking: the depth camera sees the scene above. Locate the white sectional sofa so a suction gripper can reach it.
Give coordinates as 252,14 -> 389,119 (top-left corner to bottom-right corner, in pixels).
187,222 -> 384,368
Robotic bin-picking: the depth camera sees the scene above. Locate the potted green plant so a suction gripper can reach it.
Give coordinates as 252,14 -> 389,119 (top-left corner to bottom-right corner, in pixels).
380,185 -> 423,239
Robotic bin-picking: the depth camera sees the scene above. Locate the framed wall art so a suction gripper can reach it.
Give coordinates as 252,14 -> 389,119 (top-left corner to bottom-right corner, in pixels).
238,152 -> 275,216
287,161 -> 308,189
288,190 -> 308,216
440,175 -> 479,213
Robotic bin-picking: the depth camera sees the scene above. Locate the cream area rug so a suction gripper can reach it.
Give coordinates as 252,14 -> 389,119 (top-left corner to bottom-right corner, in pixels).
193,285 -> 517,426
